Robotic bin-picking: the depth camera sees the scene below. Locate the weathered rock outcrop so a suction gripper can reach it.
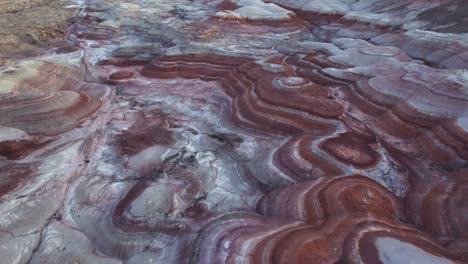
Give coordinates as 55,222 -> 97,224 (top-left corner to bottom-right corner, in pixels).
0,0 -> 467,263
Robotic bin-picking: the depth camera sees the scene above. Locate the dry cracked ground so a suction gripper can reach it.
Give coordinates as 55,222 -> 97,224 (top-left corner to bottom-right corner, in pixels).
0,0 -> 468,264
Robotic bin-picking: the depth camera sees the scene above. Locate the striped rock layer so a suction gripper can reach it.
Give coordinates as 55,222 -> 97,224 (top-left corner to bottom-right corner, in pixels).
0,0 -> 467,263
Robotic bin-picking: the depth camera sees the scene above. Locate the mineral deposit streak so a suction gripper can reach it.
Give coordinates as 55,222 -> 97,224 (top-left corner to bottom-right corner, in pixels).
0,0 -> 467,264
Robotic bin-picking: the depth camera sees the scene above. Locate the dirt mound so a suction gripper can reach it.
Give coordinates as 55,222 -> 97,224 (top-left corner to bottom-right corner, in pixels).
0,0 -> 76,61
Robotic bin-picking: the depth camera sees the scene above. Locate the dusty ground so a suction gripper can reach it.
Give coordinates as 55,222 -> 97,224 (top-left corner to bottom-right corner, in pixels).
416,0 -> 468,33
0,0 -> 76,62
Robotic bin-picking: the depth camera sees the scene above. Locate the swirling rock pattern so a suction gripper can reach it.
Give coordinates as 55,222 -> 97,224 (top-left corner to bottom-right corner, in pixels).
0,0 -> 467,263
0,59 -> 100,135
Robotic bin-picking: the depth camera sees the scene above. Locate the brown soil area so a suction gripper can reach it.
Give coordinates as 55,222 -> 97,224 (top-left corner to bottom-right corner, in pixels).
0,0 -> 77,62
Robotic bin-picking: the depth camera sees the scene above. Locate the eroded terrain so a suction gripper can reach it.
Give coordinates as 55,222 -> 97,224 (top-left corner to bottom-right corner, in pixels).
0,0 -> 76,62
0,0 -> 467,263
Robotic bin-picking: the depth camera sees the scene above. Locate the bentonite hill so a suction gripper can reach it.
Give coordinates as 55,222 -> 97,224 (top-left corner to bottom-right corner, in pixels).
0,0 -> 467,263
